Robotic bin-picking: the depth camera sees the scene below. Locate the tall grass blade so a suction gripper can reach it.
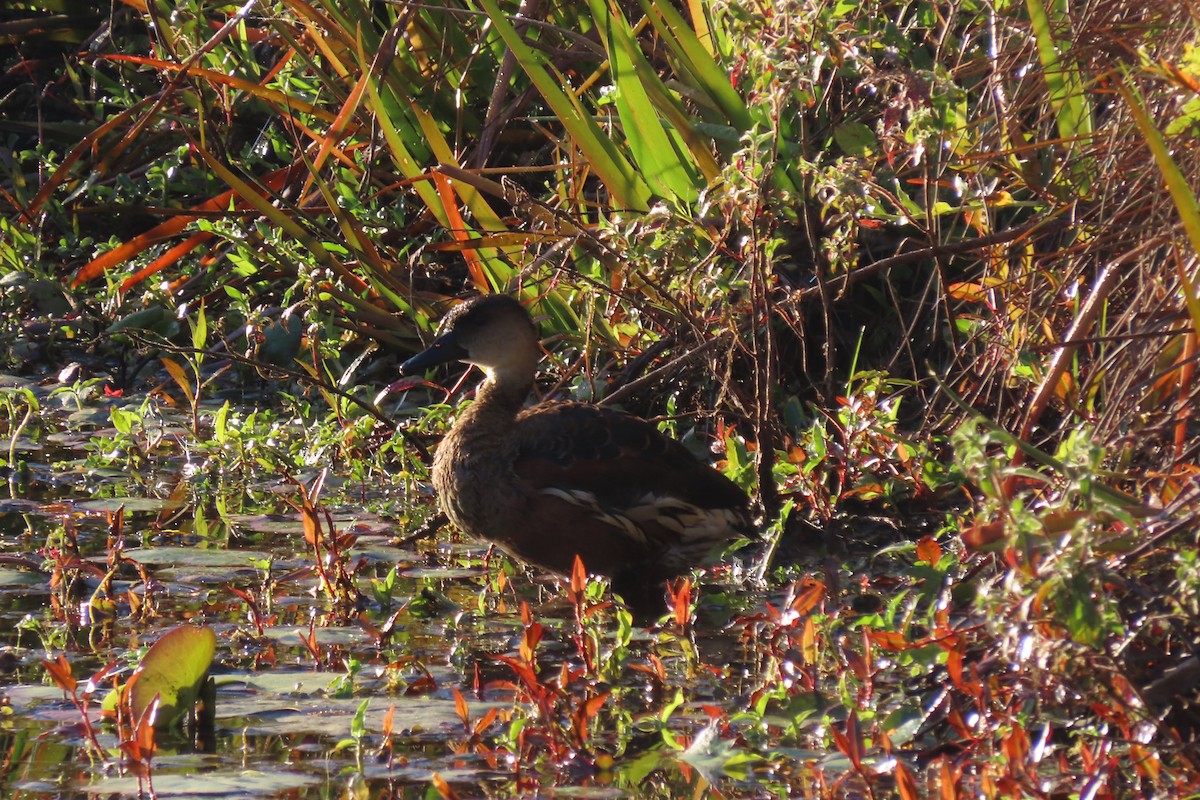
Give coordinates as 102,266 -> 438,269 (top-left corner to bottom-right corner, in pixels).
476,0 -> 653,211
586,0 -> 702,202
1118,77 -> 1200,335
1025,0 -> 1095,194
637,0 -> 797,194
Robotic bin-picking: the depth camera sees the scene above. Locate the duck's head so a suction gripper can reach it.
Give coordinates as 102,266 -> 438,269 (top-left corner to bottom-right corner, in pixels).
400,294 -> 540,384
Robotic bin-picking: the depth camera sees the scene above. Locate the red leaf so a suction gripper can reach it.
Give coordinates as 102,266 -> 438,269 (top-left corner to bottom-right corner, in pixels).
132,695 -> 160,762
43,655 -> 76,694
832,711 -> 865,770
896,760 -> 920,800
843,710 -> 864,769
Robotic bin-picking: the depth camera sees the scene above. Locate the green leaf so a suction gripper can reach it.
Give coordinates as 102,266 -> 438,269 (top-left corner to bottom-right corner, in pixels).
213,400 -> 230,442
118,625 -> 217,729
1118,77 -> 1200,336
1025,0 -> 1095,193
191,302 -> 207,352
109,406 -> 136,436
351,698 -> 370,739
106,307 -> 177,337
678,723 -> 760,782
833,122 -> 876,158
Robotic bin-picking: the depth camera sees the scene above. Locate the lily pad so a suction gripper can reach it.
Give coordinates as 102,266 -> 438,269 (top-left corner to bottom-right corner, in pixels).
78,769 -> 317,797
73,497 -> 186,513
0,568 -> 49,589
121,547 -> 274,567
214,672 -> 499,737
107,625 -> 217,728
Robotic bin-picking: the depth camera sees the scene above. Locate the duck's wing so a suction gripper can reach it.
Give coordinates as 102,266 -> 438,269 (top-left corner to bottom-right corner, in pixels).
503,402 -> 752,578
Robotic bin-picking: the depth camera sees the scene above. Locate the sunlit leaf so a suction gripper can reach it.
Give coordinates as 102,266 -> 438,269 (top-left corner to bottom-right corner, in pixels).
118,625 -> 217,729
161,357 -> 195,407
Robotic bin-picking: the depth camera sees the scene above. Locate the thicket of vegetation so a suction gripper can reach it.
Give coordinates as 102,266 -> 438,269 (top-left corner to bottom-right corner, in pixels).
3,0 -> 1200,796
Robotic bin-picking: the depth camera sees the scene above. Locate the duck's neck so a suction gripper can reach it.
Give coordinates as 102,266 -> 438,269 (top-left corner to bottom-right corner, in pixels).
461,367 -> 531,424
451,367 -> 532,441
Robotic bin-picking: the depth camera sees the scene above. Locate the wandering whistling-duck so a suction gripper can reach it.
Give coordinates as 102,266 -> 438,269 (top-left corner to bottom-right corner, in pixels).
400,294 -> 753,616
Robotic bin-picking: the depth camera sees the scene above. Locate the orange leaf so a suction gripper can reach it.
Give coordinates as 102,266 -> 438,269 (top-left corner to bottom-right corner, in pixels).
1130,743 -> 1161,780
1002,724 -> 1029,769
430,772 -> 460,800
866,630 -> 911,651
452,688 -> 469,727
302,69 -> 371,199
572,690 -> 610,743
915,535 -> 942,565
382,705 -> 396,739
789,579 -> 826,616
800,616 -> 818,664
71,167 -> 292,286
896,760 -> 920,800
946,647 -> 965,688
939,757 -> 959,799
669,577 -> 692,626
570,555 -> 588,596
120,232 -> 213,292
519,619 -> 542,665
582,691 -> 610,720
43,654 -> 76,693
432,172 -> 487,291
160,358 -> 194,406
101,55 -> 328,118
27,100 -> 152,220
296,497 -> 321,549
947,282 -> 987,303
960,520 -> 1006,551
473,707 -> 499,737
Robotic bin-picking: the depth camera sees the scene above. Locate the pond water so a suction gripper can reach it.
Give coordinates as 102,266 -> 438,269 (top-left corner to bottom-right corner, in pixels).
0,376 -> 849,799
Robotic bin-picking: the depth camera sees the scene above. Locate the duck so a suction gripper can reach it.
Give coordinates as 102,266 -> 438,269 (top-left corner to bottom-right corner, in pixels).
399,294 -> 753,617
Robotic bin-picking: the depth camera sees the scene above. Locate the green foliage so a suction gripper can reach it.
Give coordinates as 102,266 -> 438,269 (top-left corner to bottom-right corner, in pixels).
953,420 -> 1134,648
102,625 -> 217,730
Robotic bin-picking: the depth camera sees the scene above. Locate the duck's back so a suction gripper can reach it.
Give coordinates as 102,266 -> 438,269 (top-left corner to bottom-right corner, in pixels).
501,402 -> 753,584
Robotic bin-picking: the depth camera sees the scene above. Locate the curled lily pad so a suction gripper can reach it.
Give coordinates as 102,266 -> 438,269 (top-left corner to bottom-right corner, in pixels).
105,625 -> 217,729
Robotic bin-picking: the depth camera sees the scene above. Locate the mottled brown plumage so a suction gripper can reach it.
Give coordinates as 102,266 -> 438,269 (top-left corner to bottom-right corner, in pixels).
400,294 -> 753,615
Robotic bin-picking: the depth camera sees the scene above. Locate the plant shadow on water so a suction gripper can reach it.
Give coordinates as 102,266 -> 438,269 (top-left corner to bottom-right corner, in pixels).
0,377 -> 857,800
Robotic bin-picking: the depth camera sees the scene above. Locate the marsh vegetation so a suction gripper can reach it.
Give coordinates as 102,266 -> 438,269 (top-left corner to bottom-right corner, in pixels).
2,0 -> 1200,796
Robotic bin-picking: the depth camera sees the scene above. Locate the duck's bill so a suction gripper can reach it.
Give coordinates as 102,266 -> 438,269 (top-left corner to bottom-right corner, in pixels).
400,331 -> 468,374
